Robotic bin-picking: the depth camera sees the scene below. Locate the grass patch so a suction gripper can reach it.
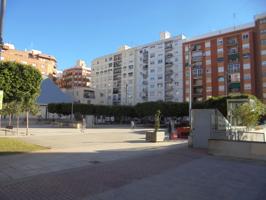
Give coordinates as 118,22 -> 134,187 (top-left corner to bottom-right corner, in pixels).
0,137 -> 48,156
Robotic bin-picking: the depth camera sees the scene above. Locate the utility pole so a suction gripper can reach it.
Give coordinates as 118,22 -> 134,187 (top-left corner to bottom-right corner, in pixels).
0,0 -> 6,47
0,0 -> 6,129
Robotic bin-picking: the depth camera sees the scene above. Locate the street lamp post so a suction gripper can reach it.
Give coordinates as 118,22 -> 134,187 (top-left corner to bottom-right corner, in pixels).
188,45 -> 193,127
71,75 -> 74,121
125,83 -> 128,105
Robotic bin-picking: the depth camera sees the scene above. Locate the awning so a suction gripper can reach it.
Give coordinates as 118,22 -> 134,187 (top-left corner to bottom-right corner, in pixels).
229,82 -> 240,89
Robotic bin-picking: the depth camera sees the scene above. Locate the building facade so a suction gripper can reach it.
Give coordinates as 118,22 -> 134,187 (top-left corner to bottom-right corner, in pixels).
254,14 -> 266,103
91,32 -> 185,105
57,60 -> 95,104
1,43 -> 57,77
183,13 -> 266,103
91,46 -> 137,105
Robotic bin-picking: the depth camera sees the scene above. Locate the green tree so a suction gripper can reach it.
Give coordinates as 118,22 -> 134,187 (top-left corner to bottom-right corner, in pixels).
233,97 -> 266,128
0,61 -> 42,132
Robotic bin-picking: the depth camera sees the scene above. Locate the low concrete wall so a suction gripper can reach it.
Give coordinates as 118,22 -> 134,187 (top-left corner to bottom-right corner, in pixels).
208,139 -> 266,161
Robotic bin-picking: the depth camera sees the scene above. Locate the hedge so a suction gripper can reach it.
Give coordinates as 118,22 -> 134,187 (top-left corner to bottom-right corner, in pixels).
48,94 -> 252,118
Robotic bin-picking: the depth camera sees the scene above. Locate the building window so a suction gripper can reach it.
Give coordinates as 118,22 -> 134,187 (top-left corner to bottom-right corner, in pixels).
128,65 -> 134,69
218,66 -> 224,73
158,59 -> 163,64
243,63 -> 251,69
244,84 -> 251,90
218,85 -> 225,91
242,43 -> 250,49
243,53 -> 250,59
217,48 -> 223,54
150,84 -> 155,88
217,38 -> 223,46
261,40 -> 266,45
205,41 -> 211,48
244,74 -> 251,80
206,78 -> 211,83
261,50 -> 266,55
242,33 -> 249,40
260,19 -> 266,24
128,72 -> 133,77
261,29 -> 266,35
206,68 -> 212,74
262,61 -> 266,66
150,53 -> 155,58
150,69 -> 155,73
157,83 -> 163,87
206,87 -> 212,92
218,76 -> 224,82
150,61 -> 155,65
205,50 -> 211,56
217,57 -> 224,62
206,59 -> 211,65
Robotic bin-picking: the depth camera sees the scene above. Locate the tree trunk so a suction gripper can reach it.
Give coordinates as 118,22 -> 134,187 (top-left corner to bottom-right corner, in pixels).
26,111 -> 29,135
16,115 -> 19,136
0,114 -> 1,128
8,114 -> 12,126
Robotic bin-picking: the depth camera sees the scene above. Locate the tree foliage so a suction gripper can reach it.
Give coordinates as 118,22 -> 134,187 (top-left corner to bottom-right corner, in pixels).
232,96 -> 266,128
0,61 -> 42,116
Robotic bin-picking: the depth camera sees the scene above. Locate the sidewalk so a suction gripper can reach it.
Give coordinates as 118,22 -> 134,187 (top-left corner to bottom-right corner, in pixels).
0,128 -> 186,183
0,146 -> 265,200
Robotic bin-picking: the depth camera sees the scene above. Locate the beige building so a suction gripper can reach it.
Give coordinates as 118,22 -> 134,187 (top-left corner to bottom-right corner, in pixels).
0,43 -> 57,77
57,60 -> 95,104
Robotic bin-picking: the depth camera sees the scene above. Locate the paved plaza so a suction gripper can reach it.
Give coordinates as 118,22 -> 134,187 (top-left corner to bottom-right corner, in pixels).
0,128 -> 266,200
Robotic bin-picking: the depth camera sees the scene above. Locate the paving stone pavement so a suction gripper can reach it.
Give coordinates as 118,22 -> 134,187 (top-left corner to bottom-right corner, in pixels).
0,128 -> 186,182
0,146 -> 266,200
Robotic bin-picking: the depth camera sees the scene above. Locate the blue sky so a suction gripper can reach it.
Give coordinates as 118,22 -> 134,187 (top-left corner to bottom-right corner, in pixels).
3,0 -> 266,70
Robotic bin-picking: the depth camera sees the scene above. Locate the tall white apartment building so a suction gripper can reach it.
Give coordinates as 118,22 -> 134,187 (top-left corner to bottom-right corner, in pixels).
91,32 -> 185,105
91,46 -> 136,105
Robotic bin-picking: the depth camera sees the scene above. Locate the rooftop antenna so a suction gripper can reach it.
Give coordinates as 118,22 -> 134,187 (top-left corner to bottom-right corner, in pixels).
0,0 -> 6,47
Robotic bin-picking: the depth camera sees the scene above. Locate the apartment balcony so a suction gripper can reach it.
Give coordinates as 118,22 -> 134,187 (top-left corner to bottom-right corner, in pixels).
193,92 -> 203,97
143,65 -> 148,70
192,51 -> 203,57
142,74 -> 148,79
143,81 -> 148,85
165,53 -> 173,59
165,96 -> 174,101
165,78 -> 174,84
143,58 -> 148,63
191,44 -> 202,51
165,62 -> 173,68
165,86 -> 174,92
227,39 -> 238,46
228,66 -> 240,74
165,45 -> 173,51
228,53 -> 239,62
192,56 -> 202,62
193,80 -> 203,86
228,83 -> 241,93
165,69 -> 173,75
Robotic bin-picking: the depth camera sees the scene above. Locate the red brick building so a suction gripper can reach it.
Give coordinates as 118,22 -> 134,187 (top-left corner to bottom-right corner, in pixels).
183,13 -> 266,103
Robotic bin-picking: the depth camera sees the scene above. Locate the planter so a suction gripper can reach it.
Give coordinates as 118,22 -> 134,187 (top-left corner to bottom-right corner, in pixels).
146,130 -> 165,142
